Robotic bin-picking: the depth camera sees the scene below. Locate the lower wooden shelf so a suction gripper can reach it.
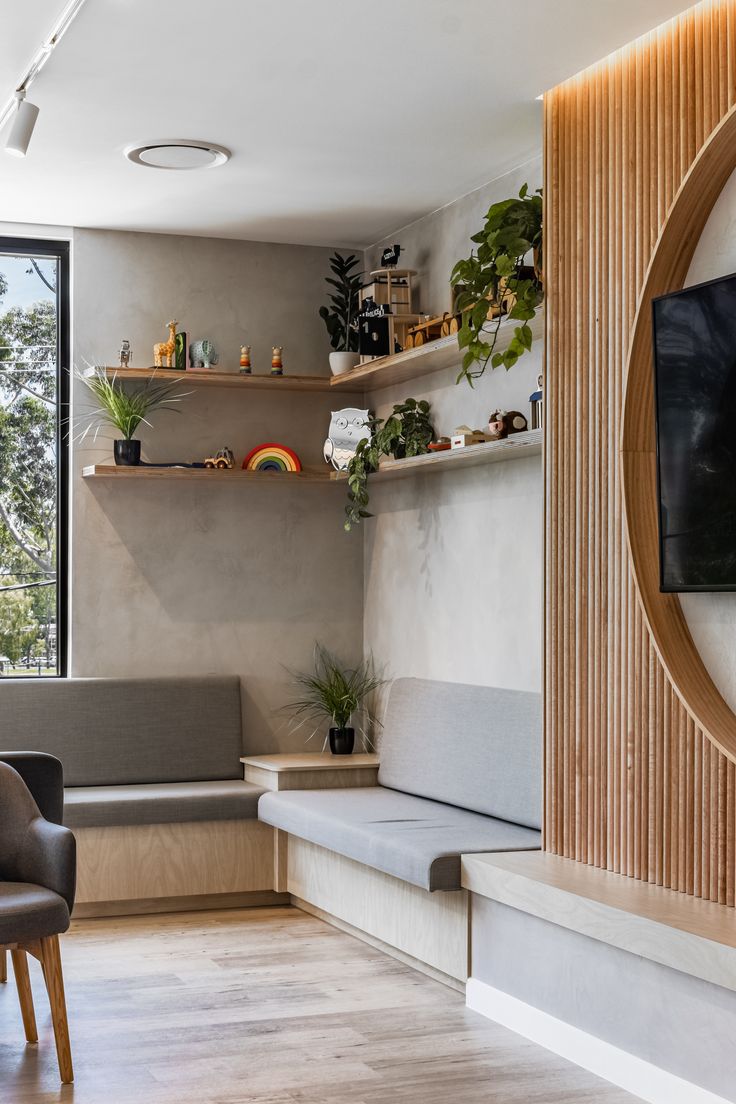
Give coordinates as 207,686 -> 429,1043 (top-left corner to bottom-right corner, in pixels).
82,432 -> 542,487
372,429 -> 543,480
82,465 -> 340,485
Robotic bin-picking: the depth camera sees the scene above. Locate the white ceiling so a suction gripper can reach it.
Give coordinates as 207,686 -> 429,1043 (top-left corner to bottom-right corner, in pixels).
0,0 -> 694,247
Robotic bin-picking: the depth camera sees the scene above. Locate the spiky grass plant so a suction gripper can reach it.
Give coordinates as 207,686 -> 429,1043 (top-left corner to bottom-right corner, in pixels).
75,368 -> 192,443
284,644 -> 383,750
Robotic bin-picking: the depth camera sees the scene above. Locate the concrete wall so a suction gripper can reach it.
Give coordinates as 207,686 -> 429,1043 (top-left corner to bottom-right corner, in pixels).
362,159 -> 544,694
680,166 -> 736,713
471,897 -> 736,1102
71,228 -> 364,752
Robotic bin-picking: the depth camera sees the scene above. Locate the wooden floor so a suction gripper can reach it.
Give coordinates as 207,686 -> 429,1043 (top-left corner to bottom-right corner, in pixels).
0,906 -> 637,1103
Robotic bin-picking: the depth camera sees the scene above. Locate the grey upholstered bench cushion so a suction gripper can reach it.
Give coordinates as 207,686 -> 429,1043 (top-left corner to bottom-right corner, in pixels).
64,780 -> 265,828
378,679 -> 542,830
0,676 -> 243,786
258,787 -> 541,892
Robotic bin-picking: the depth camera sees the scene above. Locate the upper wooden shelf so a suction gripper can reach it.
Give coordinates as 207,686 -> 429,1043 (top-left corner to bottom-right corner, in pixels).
82,465 -> 340,485
329,312 -> 545,393
101,367 -> 336,393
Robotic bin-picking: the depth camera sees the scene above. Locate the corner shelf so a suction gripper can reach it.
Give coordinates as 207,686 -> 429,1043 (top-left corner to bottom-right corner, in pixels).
101,367 -> 336,393
329,311 -> 545,393
329,429 -> 543,484
82,465 -> 341,486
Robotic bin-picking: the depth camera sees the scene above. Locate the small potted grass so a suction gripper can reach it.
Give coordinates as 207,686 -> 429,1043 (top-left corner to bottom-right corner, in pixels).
285,644 -> 383,754
76,368 -> 191,465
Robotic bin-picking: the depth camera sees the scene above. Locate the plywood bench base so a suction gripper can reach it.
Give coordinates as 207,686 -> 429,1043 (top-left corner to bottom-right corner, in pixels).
73,819 -> 276,915
285,836 -> 469,982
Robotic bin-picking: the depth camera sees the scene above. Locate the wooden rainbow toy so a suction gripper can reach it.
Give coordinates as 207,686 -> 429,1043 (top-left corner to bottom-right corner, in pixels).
242,443 -> 302,473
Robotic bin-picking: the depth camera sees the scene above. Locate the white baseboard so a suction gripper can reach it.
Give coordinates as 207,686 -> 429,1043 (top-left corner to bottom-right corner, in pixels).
466,978 -> 731,1104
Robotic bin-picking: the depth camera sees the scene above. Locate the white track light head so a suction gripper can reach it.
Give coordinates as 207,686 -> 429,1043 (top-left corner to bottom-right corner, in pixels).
5,93 -> 39,157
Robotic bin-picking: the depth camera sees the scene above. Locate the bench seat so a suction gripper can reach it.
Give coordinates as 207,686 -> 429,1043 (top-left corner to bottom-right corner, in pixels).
259,786 -> 541,892
65,780 -> 266,829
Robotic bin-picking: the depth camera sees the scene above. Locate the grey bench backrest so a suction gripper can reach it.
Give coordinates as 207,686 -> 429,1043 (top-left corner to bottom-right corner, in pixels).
0,676 -> 243,787
377,678 -> 542,830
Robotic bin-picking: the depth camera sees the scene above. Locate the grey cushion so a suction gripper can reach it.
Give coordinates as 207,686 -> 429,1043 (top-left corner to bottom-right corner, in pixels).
0,677 -> 242,786
377,678 -> 542,830
64,780 -> 265,828
0,882 -> 70,943
258,787 -> 541,892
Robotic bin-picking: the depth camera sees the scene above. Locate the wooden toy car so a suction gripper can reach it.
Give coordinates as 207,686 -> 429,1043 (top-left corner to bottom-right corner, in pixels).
204,447 -> 235,469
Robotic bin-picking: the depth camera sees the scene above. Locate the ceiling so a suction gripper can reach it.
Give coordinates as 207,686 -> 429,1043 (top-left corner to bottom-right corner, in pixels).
0,0 -> 694,247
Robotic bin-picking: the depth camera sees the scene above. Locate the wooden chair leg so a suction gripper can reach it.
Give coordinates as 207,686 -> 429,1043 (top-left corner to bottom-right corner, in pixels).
0,948 -> 7,983
10,949 -> 38,1044
39,935 -> 73,1084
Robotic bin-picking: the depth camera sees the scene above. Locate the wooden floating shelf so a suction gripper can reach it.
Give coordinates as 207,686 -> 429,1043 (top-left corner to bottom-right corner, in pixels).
82,465 -> 341,485
101,367 -> 337,393
371,430 -> 543,480
330,312 -> 545,392
83,432 -> 542,487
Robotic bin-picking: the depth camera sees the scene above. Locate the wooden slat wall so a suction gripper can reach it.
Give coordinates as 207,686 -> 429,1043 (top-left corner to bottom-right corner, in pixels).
544,0 -> 736,904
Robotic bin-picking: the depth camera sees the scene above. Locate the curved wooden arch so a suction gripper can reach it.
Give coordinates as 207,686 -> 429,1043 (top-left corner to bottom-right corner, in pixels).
622,101 -> 736,766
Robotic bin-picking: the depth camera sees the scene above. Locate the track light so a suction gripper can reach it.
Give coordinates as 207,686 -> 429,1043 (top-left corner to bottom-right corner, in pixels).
5,92 -> 39,158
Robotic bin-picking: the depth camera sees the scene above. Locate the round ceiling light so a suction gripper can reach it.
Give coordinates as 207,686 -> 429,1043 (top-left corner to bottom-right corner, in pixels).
124,139 -> 230,170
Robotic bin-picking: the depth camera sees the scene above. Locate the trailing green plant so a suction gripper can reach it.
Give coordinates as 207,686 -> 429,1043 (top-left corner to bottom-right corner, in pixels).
344,398 -> 434,530
75,368 -> 191,443
450,184 -> 543,386
284,644 -> 383,748
319,252 -> 364,353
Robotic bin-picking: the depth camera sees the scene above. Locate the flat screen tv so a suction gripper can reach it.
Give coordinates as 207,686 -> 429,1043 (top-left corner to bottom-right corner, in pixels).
653,271 -> 736,591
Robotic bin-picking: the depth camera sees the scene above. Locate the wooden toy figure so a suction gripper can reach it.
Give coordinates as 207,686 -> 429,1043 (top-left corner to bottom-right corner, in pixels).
119,339 -> 131,368
271,346 -> 284,375
154,320 -> 177,368
239,345 -> 252,374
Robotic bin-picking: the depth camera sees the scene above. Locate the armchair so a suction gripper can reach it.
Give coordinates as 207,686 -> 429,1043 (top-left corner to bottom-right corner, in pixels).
0,760 -> 75,1083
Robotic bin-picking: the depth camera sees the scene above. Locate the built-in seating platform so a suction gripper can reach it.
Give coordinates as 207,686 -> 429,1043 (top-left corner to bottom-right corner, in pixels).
259,677 -> 542,981
0,676 -> 277,914
260,678 -> 542,892
463,850 -> 736,1103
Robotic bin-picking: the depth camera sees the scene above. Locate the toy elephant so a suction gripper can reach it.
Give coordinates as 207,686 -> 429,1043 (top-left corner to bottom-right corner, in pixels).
189,338 -> 219,369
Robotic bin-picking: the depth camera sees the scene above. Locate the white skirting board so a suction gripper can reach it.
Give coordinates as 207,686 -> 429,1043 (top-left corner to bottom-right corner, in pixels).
466,978 -> 731,1104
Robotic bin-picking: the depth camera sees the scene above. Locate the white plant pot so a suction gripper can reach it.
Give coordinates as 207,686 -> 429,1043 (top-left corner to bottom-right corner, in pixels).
329,351 -> 360,376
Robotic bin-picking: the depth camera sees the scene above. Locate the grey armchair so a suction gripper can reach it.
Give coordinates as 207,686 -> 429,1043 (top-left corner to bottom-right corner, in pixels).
0,760 -> 75,1083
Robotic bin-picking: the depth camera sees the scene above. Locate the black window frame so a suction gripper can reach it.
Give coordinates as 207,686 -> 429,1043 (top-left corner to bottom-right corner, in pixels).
0,236 -> 70,677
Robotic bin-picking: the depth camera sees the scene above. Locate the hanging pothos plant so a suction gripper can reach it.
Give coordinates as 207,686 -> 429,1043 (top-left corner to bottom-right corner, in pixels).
450,184 -> 543,386
344,399 -> 434,530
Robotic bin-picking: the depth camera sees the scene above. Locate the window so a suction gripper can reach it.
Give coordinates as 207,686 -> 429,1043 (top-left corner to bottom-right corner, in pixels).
0,238 -> 69,677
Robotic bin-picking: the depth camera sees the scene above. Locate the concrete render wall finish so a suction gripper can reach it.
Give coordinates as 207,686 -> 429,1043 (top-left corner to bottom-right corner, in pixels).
71,228 -> 364,752
363,158 -> 544,694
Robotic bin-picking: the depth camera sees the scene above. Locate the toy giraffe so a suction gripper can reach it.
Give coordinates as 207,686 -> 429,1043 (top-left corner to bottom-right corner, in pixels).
153,320 -> 178,368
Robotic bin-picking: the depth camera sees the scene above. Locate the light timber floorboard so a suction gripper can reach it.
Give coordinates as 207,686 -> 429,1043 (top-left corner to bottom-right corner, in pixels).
0,906 -> 637,1103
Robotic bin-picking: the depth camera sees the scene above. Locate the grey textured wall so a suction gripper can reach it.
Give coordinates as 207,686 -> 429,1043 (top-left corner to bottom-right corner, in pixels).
472,897 -> 736,1102
362,160 -> 544,695
71,228 -> 364,752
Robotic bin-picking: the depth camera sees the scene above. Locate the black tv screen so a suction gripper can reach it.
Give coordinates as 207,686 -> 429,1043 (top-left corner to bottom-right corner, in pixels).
653,271 -> 736,591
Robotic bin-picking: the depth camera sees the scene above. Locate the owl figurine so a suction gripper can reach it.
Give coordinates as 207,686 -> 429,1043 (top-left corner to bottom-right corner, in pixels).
323,408 -> 371,471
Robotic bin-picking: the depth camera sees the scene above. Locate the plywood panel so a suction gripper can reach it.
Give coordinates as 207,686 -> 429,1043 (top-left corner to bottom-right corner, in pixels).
286,836 -> 469,980
74,819 -> 275,903
545,0 -> 736,903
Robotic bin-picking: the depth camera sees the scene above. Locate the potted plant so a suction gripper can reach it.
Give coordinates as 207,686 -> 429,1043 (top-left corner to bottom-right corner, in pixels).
285,644 -> 382,754
76,369 -> 191,465
319,252 -> 364,376
450,184 -> 543,386
344,398 -> 434,530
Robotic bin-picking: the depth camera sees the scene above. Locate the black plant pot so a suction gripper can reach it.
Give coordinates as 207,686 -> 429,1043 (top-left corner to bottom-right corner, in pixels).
329,727 -> 355,755
114,439 -> 141,466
